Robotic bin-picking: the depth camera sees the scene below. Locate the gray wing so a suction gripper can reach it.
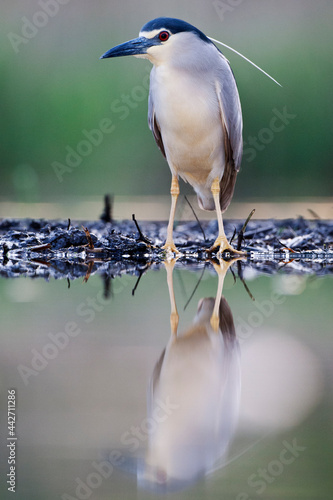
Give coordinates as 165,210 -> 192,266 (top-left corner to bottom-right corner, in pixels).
148,87 -> 166,158
215,52 -> 243,172
215,52 -> 243,211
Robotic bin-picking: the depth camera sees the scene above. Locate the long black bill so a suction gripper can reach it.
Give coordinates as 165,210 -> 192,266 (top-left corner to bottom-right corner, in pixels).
100,36 -> 155,59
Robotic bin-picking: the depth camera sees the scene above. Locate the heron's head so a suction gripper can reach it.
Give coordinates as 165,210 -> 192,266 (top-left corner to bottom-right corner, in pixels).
100,17 -> 214,66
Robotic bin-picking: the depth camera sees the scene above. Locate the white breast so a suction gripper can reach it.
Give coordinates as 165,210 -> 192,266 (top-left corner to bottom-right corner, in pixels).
150,64 -> 225,190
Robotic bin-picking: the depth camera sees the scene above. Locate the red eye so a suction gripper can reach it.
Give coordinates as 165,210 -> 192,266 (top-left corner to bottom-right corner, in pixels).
159,31 -> 169,42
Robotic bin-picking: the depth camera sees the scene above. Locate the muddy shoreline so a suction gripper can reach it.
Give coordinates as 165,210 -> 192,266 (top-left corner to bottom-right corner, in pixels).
1,217 -> 332,280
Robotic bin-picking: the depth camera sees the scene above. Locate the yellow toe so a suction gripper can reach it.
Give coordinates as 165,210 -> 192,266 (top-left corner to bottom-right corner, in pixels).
208,236 -> 247,259
162,241 -> 180,255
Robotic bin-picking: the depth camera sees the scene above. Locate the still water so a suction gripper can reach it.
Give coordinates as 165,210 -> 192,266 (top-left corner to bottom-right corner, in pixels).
0,259 -> 332,499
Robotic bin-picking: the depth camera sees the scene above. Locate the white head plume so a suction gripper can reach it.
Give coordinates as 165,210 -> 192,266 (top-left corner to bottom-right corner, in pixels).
209,37 -> 282,87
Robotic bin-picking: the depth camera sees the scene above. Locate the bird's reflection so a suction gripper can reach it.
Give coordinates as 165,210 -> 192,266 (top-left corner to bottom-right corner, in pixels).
138,259 -> 241,492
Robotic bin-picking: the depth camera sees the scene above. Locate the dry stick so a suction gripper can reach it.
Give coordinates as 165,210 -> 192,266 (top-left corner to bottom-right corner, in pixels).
308,208 -> 321,220
132,214 -> 151,245
81,227 -> 104,253
25,243 -> 52,252
67,218 -> 71,231
100,194 -> 113,223
277,239 -> 296,253
184,195 -> 207,242
82,226 -> 95,249
237,208 -> 256,250
229,227 -> 237,245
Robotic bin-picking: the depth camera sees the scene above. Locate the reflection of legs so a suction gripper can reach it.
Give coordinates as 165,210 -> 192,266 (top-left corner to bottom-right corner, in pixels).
210,258 -> 242,331
162,176 -> 179,254
164,259 -> 179,336
209,177 -> 246,257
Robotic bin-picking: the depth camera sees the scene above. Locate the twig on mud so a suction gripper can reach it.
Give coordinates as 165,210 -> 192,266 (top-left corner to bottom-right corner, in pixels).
229,227 -> 237,246
26,243 -> 52,252
239,224 -> 274,239
277,239 -> 296,253
280,234 -> 313,249
81,226 -> 104,253
237,208 -> 256,250
132,214 -> 151,245
82,226 -> 95,249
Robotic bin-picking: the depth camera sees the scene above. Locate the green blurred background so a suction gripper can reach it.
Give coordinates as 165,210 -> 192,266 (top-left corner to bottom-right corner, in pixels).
1,0 -> 333,214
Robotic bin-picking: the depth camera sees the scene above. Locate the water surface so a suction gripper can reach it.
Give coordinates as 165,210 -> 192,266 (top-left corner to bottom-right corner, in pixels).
0,260 -> 332,499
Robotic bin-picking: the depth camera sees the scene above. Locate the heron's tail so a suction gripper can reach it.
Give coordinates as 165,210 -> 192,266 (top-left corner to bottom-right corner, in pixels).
195,161 -> 238,212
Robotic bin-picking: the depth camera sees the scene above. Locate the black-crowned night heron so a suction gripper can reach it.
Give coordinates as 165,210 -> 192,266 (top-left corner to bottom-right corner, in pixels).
139,259 -> 241,491
101,17 -> 244,257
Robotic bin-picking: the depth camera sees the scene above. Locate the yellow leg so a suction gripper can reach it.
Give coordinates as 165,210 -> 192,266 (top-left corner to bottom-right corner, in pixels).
209,177 -> 247,258
162,176 -> 180,254
209,257 -> 243,331
164,259 -> 179,336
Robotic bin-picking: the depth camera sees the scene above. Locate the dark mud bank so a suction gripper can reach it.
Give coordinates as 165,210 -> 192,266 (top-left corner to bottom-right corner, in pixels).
1,217 -> 332,280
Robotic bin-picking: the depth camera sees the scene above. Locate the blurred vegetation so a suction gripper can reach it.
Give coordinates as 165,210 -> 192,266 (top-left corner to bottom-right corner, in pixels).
1,0 -> 332,207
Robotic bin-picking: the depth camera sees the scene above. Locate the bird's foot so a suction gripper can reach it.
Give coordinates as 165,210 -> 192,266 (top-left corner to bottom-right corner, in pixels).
208,236 -> 247,260
161,240 -> 180,256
